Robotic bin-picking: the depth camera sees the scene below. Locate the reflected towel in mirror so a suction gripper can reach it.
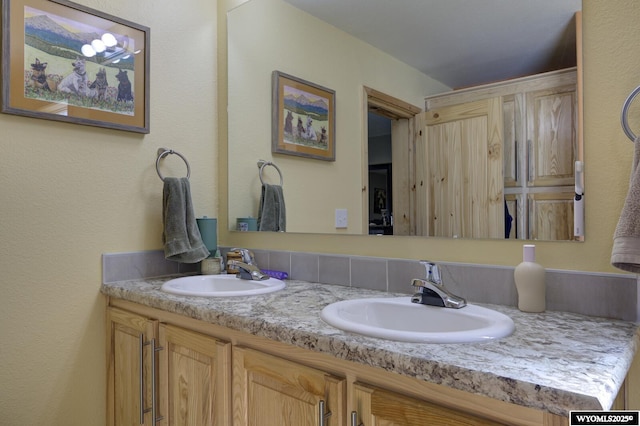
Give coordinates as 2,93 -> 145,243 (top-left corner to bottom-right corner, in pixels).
258,184 -> 286,232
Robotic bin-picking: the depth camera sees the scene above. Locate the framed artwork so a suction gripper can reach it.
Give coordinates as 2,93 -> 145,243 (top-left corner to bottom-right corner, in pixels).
272,70 -> 335,161
1,0 -> 150,133
374,188 -> 387,214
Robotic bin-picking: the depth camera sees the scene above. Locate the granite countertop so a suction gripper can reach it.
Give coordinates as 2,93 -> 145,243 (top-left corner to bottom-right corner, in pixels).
101,276 -> 640,417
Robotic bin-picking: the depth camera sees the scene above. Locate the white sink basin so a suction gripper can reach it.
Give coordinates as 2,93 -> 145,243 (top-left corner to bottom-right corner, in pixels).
320,297 -> 514,343
161,274 -> 286,297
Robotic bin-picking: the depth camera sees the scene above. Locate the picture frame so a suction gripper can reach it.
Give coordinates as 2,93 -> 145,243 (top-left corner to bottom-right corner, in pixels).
1,0 -> 150,133
272,70 -> 335,161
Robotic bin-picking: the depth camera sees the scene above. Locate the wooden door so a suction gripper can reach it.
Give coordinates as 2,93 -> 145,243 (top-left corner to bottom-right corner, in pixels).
233,347 -> 345,426
107,307 -> 157,426
352,382 -> 503,426
527,85 -> 577,187
158,324 -> 231,426
418,97 -> 504,238
528,192 -> 574,240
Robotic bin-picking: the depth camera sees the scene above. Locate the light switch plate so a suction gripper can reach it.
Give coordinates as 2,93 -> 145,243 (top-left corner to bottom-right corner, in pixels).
335,209 -> 348,228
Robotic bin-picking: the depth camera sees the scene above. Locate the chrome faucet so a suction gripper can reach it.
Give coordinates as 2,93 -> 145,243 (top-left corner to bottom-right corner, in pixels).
411,261 -> 466,308
227,248 -> 269,281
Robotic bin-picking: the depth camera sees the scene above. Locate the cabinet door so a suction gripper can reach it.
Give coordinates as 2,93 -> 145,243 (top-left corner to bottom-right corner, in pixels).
528,192 -> 574,241
233,347 -> 345,426
352,382 -> 503,426
158,324 -> 231,426
527,85 -> 577,187
107,307 -> 157,426
419,98 -> 504,239
503,93 -> 525,188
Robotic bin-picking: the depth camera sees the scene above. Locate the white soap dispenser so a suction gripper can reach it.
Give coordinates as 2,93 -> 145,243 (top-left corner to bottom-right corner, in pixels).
514,244 -> 546,313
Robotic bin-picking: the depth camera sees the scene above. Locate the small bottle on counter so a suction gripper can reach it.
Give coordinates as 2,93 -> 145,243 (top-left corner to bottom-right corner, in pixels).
200,250 -> 223,275
514,244 -> 546,313
201,257 -> 222,275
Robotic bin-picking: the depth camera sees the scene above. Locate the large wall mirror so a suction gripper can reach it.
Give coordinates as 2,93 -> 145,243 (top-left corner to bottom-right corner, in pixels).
227,0 -> 583,241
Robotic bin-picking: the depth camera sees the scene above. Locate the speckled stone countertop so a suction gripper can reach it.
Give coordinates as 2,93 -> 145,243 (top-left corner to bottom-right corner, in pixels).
101,277 -> 640,417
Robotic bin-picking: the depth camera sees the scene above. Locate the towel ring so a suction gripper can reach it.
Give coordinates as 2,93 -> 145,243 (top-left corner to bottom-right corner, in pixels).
257,160 -> 283,186
621,85 -> 640,141
156,148 -> 191,181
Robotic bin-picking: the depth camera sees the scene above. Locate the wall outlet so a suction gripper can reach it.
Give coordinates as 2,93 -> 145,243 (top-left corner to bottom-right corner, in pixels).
335,209 -> 348,228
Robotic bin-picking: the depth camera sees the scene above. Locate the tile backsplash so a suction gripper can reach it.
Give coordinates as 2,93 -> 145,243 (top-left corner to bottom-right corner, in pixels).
103,248 -> 639,322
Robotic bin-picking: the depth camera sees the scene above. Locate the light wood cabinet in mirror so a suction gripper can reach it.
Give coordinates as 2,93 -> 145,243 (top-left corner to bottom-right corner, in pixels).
423,69 -> 579,240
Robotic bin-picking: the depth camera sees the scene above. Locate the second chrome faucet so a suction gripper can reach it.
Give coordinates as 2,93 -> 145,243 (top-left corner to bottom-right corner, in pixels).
411,261 -> 466,309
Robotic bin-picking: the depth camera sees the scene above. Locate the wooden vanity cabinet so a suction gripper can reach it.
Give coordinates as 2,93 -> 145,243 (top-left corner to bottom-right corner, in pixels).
106,307 -> 231,426
159,324 -> 231,426
107,299 -> 577,426
107,307 -> 157,426
232,347 -> 346,426
352,382 -> 505,426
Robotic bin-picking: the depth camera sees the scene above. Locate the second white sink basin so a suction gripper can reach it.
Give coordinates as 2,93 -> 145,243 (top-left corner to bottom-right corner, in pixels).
161,274 -> 286,297
321,297 -> 515,343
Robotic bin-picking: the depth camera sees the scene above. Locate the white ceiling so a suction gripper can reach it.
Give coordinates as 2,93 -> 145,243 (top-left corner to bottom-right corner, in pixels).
283,0 -> 581,89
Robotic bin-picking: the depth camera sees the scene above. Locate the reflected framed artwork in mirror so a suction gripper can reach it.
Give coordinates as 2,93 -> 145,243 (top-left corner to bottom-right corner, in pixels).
272,70 -> 335,161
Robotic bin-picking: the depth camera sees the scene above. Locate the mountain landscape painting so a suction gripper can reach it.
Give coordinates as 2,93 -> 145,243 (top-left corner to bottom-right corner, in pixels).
282,85 -> 330,150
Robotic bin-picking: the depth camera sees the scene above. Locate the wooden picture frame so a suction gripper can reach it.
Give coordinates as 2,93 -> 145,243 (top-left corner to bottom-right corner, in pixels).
1,0 -> 150,133
272,70 -> 335,161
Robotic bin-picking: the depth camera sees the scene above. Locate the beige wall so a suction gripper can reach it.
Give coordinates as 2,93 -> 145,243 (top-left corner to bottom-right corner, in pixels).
0,1 -> 637,425
227,0 -> 448,234
0,0 -> 217,424
221,0 -> 640,275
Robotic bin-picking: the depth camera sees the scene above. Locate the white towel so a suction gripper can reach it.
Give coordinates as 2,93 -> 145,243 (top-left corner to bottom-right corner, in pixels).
611,137 -> 640,272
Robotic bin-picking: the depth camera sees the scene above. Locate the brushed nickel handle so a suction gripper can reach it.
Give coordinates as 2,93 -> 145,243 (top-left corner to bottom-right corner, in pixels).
139,334 -> 145,424
144,339 -> 165,423
319,400 -> 332,425
351,411 -> 363,426
527,139 -> 533,183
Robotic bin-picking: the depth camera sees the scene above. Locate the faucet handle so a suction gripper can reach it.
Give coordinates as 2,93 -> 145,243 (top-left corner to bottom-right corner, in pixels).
420,260 -> 442,286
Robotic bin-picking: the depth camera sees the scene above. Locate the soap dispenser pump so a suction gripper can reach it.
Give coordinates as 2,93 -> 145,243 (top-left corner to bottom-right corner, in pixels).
514,244 -> 546,313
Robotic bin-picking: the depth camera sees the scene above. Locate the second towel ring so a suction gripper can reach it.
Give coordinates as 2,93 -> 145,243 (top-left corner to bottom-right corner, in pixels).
621,85 -> 640,142
156,148 -> 191,181
257,160 -> 283,186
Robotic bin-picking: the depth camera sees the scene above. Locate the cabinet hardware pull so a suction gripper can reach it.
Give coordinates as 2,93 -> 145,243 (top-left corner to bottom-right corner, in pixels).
350,411 -> 363,426
514,139 -> 518,182
139,334 -> 145,424
527,139 -> 532,183
319,400 -> 332,425
142,339 -> 165,424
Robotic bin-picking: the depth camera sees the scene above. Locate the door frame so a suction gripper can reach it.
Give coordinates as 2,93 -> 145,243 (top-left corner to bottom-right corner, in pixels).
362,86 -> 421,235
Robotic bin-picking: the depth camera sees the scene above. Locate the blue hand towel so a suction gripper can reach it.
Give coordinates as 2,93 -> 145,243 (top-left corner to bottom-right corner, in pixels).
162,177 -> 210,263
257,184 -> 286,232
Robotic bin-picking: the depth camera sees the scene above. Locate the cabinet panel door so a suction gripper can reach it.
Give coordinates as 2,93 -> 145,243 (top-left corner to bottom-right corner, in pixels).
353,382 -> 503,426
159,324 -> 231,426
233,347 -> 345,426
107,307 -> 157,426
420,98 -> 504,239
503,93 -> 525,188
527,85 -> 576,187
528,192 -> 574,241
